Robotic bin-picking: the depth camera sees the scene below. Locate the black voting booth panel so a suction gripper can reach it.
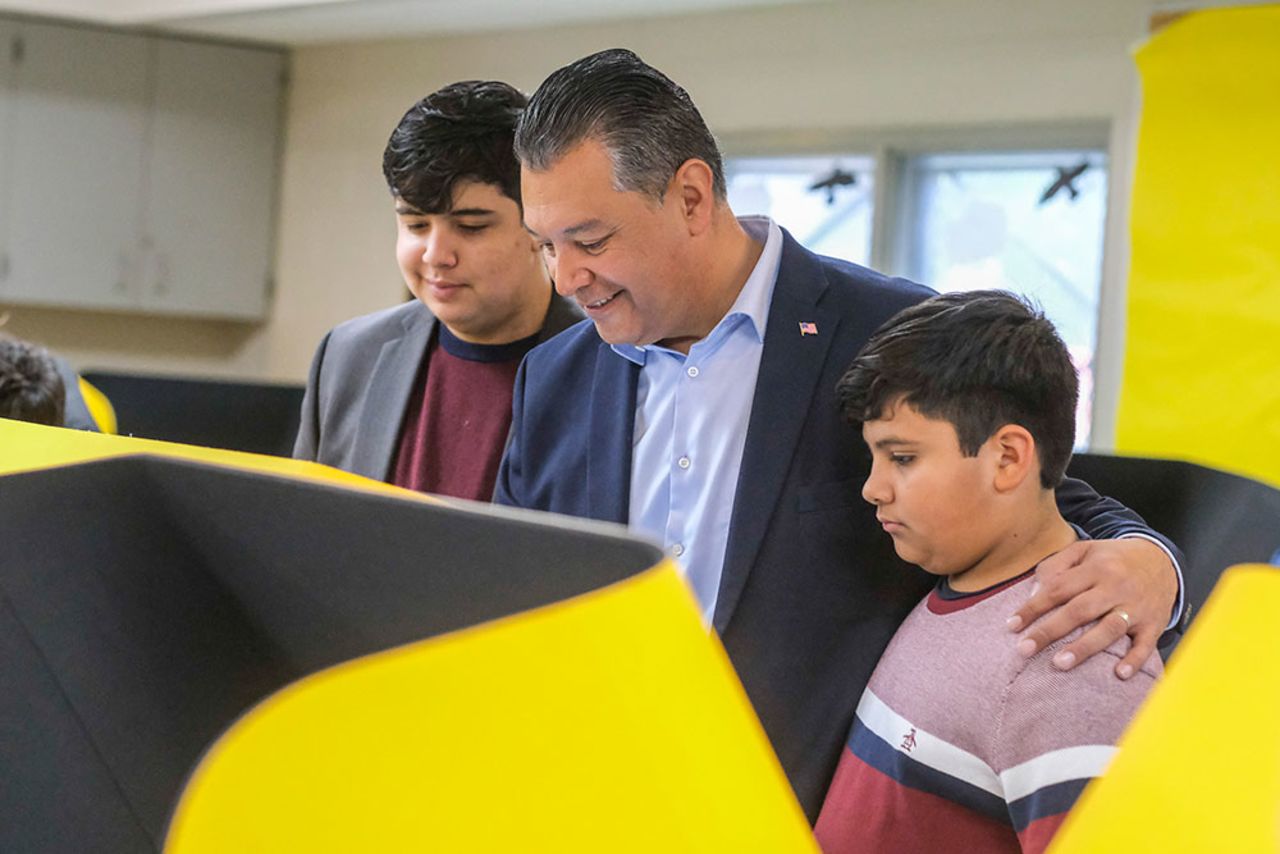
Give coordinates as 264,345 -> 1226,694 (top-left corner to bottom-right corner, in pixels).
82,371 -> 306,456
1067,452 -> 1280,637
0,456 -> 663,853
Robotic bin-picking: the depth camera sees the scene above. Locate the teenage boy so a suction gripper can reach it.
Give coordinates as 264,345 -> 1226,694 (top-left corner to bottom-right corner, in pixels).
294,81 -> 580,499
815,291 -> 1161,854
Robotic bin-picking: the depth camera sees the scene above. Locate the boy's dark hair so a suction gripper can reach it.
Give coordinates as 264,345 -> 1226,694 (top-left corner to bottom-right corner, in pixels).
382,80 -> 527,214
515,48 -> 726,202
0,334 -> 66,427
836,290 -> 1078,489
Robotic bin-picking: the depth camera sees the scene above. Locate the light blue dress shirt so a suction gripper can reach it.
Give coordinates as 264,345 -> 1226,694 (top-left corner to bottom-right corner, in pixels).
613,217 -> 782,622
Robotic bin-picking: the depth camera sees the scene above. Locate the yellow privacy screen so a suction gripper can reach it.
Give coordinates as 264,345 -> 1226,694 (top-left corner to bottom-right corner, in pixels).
0,415 -> 410,496
1117,7 -> 1280,487
167,566 -> 815,852
1051,565 -> 1280,852
0,421 -> 813,852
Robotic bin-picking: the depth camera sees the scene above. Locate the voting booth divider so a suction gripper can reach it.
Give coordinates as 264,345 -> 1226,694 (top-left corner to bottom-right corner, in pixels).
0,420 -> 815,852
2,419 -> 1278,851
1066,452 -> 1280,653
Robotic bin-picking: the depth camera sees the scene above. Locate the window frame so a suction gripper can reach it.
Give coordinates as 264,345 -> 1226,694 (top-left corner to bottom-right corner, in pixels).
719,121 -> 1116,446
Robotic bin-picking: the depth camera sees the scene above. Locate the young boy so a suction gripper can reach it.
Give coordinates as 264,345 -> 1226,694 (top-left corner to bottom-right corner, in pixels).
814,291 -> 1161,853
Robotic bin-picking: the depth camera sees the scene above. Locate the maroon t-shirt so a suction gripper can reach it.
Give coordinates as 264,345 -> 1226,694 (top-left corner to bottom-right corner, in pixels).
390,324 -> 539,500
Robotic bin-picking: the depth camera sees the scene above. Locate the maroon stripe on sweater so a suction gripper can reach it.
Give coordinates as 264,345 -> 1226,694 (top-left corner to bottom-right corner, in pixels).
391,325 -> 537,501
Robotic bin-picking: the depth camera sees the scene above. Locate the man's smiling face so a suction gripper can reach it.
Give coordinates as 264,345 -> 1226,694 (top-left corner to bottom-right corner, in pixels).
520,138 -> 698,349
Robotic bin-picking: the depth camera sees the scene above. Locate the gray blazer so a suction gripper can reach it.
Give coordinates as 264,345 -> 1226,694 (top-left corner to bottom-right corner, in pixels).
293,291 -> 582,482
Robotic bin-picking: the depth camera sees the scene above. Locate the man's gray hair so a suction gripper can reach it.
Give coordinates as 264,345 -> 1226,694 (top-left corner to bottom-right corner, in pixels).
515,49 -> 727,202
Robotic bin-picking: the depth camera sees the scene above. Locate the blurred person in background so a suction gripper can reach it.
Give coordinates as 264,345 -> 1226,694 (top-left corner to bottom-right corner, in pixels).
0,333 -> 66,427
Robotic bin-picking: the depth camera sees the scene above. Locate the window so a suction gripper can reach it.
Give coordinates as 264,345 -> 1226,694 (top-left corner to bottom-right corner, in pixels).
898,151 -> 1108,447
725,145 -> 1108,448
726,156 -> 875,267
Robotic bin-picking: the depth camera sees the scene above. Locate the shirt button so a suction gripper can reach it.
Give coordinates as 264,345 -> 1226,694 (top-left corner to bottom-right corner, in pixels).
686,365 -> 699,378
677,455 -> 691,469
672,543 -> 685,557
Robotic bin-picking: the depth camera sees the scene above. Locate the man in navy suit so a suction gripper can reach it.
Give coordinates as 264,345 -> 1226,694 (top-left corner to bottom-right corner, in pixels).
497,49 -> 1183,819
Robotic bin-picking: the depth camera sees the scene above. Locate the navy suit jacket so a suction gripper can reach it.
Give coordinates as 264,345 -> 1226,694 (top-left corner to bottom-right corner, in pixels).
496,229 -> 1178,820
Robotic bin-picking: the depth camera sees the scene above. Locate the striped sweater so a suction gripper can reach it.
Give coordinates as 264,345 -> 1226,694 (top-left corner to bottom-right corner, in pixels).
814,570 -> 1161,854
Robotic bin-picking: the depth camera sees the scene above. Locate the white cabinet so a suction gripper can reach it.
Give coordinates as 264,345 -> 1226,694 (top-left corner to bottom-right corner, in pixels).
5,23 -> 149,311
141,40 -> 284,319
0,19 -> 13,284
0,19 -> 285,320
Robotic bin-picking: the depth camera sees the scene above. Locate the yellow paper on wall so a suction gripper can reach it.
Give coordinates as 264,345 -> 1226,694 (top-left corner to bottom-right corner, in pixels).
1117,7 -> 1280,487
1049,565 -> 1280,852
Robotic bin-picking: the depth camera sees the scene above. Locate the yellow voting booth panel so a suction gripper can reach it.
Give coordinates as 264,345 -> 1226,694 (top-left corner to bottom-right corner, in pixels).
1051,565 -> 1280,853
0,416 -> 411,498
0,419 -> 814,851
165,565 -> 816,852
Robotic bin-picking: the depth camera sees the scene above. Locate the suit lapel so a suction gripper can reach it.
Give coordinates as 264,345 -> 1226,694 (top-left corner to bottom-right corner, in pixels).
713,235 -> 840,633
585,339 -> 639,524
351,304 -> 435,481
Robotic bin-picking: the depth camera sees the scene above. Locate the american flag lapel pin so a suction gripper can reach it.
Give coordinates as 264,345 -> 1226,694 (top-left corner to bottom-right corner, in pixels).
799,321 -> 819,336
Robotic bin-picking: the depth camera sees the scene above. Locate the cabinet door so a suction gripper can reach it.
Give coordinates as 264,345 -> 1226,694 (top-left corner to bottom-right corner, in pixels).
0,22 -> 13,288
140,40 -> 285,320
3,23 -> 148,310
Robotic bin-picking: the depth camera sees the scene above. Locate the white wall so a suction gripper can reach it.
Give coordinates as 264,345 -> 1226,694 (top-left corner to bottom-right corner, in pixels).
270,0 -> 1155,371
4,0 -> 1155,433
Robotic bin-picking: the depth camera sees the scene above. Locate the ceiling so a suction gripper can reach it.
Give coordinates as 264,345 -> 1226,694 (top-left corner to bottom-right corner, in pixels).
0,0 -> 818,46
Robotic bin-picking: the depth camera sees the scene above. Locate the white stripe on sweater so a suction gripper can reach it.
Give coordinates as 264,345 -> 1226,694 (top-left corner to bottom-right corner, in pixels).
999,744 -> 1116,802
857,689 -> 1003,796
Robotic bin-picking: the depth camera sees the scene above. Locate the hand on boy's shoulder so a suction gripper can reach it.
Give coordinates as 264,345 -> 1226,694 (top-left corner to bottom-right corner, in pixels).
1021,619 -> 1164,685
995,622 -> 1161,785
1005,539 -> 1177,681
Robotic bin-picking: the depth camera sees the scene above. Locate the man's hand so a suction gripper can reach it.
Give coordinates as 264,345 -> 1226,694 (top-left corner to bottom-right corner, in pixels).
1006,538 -> 1177,679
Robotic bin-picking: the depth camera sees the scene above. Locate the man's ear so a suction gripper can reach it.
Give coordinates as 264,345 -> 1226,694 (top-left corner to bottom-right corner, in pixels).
671,158 -> 716,235
991,424 -> 1037,493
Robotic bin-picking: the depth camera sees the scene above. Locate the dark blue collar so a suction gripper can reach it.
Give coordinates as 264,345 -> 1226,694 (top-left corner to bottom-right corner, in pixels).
437,323 -> 540,363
